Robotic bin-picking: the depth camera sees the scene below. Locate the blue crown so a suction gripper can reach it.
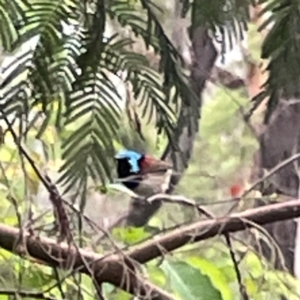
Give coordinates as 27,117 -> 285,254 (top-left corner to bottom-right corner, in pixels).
115,149 -> 143,172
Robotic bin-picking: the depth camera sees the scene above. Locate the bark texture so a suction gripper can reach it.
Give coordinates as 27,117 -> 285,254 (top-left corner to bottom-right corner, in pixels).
257,102 -> 300,275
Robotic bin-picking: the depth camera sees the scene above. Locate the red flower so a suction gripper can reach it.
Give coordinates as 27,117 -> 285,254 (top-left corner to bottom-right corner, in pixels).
230,184 -> 243,197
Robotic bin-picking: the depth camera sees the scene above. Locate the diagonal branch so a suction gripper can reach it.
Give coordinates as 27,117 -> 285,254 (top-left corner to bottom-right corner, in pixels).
1,198 -> 300,299
0,224 -> 174,300
0,109 -> 72,242
126,198 -> 300,263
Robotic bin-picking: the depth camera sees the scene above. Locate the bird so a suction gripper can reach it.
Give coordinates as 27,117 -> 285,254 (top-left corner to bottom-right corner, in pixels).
114,149 -> 173,198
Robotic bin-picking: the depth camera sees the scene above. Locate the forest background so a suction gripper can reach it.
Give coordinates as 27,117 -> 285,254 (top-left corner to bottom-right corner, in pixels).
0,0 -> 300,299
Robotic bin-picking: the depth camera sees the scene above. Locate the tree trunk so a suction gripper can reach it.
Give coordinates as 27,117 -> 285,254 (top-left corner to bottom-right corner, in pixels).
234,4 -> 300,281
256,101 -> 300,275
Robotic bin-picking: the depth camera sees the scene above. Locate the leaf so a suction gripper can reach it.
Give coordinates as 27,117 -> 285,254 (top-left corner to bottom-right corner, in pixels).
263,270 -> 300,300
14,262 -> 54,289
112,227 -> 151,245
147,264 -> 167,287
161,259 -> 224,300
0,146 -> 17,163
24,151 -> 42,195
9,176 -> 26,201
185,256 -> 234,300
63,274 -> 95,300
39,124 -> 57,145
102,283 -> 115,297
2,215 -> 18,226
244,278 -> 259,297
0,248 -> 13,261
242,251 -> 264,279
148,215 -> 164,229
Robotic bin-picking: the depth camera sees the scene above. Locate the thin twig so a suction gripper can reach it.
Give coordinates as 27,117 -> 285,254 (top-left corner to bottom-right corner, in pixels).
224,234 -> 249,300
0,111 -> 108,297
226,152 -> 300,215
52,268 -> 66,299
242,152 -> 300,197
147,193 -> 214,218
0,162 -> 25,251
0,109 -> 72,242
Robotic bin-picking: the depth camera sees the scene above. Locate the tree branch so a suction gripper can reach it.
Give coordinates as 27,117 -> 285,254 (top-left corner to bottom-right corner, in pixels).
1,199 -> 300,299
126,198 -> 300,263
0,224 -> 174,300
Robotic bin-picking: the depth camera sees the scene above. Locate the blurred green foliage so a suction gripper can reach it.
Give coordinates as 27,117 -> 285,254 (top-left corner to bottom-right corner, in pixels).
178,87 -> 258,202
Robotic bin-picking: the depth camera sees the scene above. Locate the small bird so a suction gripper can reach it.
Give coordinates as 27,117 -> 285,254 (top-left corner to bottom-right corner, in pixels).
115,149 -> 173,198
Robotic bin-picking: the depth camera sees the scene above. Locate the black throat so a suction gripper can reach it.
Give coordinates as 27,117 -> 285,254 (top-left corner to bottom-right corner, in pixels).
116,158 -> 142,190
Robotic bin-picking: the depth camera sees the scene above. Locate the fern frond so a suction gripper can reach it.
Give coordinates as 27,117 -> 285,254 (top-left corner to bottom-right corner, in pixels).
259,0 -> 300,122
1,0 -> 228,194
103,41 -> 176,138
0,49 -> 34,119
24,0 -> 80,107
58,68 -> 122,193
189,0 -> 254,51
109,1 -> 196,107
0,0 -> 31,51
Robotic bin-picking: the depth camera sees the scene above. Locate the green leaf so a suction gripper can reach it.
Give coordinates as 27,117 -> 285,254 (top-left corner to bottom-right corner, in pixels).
112,227 -> 151,245
147,263 -> 167,287
161,259 -> 224,300
14,262 -> 54,289
102,283 -> 131,300
185,256 -> 233,300
242,251 -> 264,279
